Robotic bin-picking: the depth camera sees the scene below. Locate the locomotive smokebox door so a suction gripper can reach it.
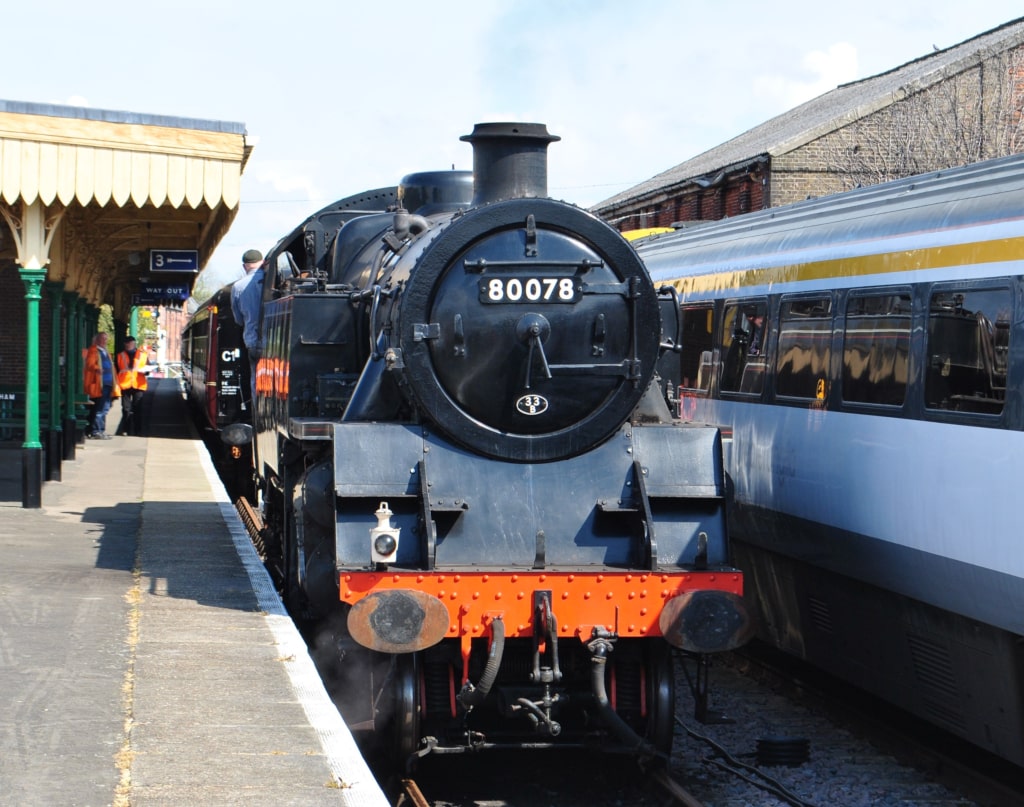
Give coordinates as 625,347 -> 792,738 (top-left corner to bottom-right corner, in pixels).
395,198 -> 662,462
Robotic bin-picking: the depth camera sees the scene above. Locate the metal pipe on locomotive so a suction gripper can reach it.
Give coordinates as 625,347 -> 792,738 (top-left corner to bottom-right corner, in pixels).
239,123 -> 750,764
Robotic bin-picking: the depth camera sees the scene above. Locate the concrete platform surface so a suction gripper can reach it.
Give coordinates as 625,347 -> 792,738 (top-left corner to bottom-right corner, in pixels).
0,378 -> 388,807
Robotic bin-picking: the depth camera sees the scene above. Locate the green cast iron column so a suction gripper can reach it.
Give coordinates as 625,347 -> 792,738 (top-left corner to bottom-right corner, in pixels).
62,290 -> 79,460
44,280 -> 64,481
19,267 -> 47,508
113,318 -> 126,352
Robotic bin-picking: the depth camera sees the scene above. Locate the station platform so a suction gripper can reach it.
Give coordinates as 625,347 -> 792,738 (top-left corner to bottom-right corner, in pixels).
0,378 -> 389,807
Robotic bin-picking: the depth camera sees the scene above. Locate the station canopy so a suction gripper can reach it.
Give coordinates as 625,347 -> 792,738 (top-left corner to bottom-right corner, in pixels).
0,99 -> 252,318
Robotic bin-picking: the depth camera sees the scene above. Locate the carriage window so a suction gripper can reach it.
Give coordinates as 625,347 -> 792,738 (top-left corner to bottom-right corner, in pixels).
721,301 -> 767,394
193,327 -> 208,371
679,305 -> 715,393
776,296 -> 832,400
842,293 -> 911,406
925,287 -> 1010,414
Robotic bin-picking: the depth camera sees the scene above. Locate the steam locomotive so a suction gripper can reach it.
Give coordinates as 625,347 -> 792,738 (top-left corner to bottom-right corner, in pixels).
235,123 -> 750,766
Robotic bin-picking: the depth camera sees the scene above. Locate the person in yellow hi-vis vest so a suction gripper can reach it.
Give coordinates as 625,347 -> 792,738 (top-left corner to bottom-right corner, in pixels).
115,335 -> 150,436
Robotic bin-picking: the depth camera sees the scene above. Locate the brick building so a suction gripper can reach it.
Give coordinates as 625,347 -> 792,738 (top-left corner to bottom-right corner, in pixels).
593,17 -> 1024,230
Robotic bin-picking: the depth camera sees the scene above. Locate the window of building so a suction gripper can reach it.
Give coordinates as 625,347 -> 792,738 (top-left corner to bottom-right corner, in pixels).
776,295 -> 832,400
841,292 -> 912,406
721,301 -> 768,395
925,286 -> 1010,414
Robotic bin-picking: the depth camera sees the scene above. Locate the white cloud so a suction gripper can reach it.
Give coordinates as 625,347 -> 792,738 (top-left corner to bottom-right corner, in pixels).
753,43 -> 860,110
249,163 -> 322,201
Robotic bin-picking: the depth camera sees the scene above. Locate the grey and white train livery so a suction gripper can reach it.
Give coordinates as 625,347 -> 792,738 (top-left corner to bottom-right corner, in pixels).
636,153 -> 1024,768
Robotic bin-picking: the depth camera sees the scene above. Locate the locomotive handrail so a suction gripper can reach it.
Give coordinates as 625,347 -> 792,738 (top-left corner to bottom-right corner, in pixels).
545,359 -> 641,378
581,281 -> 641,296
462,258 -> 604,272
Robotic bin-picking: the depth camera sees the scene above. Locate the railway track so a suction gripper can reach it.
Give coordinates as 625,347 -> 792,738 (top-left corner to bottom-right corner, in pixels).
227,465 -> 1016,805
385,649 -> 1022,806
397,762 -> 709,807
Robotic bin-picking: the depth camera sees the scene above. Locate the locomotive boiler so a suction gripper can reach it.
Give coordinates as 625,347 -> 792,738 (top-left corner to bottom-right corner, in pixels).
241,123 -> 750,766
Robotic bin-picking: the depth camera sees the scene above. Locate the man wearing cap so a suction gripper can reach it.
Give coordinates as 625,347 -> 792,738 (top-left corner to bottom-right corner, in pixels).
115,335 -> 150,436
232,248 -> 264,404
232,249 -> 263,315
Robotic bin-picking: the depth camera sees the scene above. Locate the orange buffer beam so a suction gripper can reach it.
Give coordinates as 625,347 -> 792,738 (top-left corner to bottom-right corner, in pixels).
340,570 -> 743,641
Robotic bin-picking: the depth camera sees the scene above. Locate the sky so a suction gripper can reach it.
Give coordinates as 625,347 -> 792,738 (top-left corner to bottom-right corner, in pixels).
4,0 -> 1023,291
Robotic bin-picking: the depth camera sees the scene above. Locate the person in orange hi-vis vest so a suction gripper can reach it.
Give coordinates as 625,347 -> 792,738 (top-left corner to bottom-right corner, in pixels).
115,335 -> 150,436
84,332 -> 120,439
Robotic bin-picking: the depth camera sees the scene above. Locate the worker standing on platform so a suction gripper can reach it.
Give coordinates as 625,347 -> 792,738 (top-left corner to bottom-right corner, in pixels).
115,335 -> 149,436
84,332 -> 118,439
233,248 -> 264,404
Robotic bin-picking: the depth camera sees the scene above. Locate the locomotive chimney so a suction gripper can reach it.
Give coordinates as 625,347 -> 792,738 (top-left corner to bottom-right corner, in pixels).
461,122 -> 561,205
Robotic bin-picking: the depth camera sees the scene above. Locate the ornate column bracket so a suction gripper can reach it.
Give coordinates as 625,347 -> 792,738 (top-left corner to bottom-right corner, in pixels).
1,200 -> 67,270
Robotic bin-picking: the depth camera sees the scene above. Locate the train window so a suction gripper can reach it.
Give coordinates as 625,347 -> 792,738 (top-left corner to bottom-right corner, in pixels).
776,296 -> 832,400
842,292 -> 911,406
925,287 -> 1010,415
721,301 -> 767,395
679,305 -> 715,393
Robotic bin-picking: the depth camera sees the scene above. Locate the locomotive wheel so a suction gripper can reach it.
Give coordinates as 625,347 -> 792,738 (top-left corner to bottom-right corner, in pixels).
277,486 -> 303,616
389,653 -> 422,766
258,483 -> 286,584
610,642 -> 675,758
643,643 -> 676,758
282,512 -> 306,617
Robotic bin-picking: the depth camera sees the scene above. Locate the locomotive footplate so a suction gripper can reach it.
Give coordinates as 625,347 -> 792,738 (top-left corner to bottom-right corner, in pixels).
342,569 -> 749,680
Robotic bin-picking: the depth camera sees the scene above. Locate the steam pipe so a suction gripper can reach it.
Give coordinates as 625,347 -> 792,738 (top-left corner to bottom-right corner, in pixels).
458,616 -> 506,710
588,637 -> 657,759
392,210 -> 431,242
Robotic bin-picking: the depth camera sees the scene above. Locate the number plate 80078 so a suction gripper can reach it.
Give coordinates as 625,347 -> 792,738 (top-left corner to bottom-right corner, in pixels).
480,277 -> 580,304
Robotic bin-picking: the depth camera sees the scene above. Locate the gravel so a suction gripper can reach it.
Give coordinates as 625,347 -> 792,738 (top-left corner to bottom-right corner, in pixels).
668,654 -> 979,806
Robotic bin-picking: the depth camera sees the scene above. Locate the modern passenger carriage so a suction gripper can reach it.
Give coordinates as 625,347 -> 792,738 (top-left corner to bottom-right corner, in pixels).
636,153 -> 1024,767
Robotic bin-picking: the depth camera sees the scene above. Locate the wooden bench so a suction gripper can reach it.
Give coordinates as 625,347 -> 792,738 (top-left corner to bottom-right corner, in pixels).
0,386 -> 27,447
0,385 -> 79,447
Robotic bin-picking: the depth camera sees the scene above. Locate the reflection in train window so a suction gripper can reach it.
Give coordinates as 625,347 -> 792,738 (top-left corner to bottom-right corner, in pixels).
925,287 -> 1010,414
679,305 -> 715,393
842,292 -> 911,406
776,295 -> 832,400
721,301 -> 767,394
